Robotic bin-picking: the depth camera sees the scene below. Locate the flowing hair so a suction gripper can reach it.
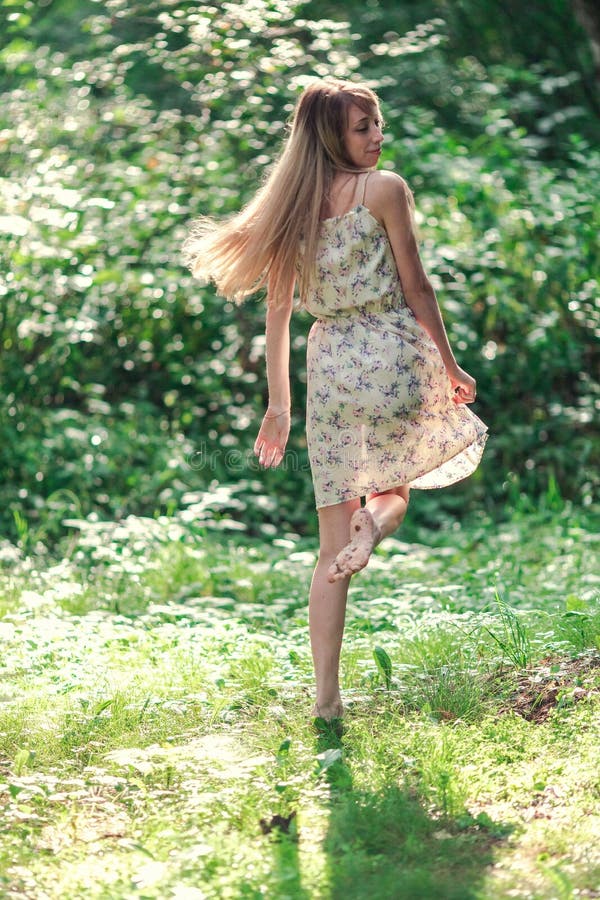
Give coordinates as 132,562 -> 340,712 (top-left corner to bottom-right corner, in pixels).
182,79 -> 384,305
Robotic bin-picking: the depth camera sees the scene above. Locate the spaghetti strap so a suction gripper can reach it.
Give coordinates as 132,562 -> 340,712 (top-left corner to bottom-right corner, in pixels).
361,171 -> 371,205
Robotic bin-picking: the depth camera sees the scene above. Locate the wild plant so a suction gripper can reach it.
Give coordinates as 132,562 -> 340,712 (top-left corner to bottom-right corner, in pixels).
483,592 -> 532,669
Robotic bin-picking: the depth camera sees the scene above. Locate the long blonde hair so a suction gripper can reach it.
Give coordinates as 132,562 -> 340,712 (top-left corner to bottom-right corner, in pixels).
182,79 -> 383,305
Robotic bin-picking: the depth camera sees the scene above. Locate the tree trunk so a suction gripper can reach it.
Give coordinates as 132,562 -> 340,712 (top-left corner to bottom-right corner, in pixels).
572,0 -> 600,85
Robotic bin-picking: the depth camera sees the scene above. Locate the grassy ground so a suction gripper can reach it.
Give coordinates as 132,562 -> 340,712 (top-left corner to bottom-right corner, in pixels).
0,503 -> 599,899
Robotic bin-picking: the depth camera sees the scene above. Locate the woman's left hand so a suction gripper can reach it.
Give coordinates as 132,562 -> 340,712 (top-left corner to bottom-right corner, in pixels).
253,409 -> 290,468
447,364 -> 477,405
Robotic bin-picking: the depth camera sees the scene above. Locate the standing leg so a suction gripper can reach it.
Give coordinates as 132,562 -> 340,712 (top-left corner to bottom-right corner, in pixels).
309,497 -> 361,719
328,486 -> 410,582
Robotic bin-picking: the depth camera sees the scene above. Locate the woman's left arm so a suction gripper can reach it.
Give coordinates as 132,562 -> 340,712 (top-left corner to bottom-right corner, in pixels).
377,173 -> 476,404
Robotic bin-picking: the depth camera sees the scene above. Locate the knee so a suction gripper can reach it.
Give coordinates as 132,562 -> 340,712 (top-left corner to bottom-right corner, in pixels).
393,485 -> 410,506
316,546 -> 345,569
393,502 -> 408,531
389,487 -> 410,528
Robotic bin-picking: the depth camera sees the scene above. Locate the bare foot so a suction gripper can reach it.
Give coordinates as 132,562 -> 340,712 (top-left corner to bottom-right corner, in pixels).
312,700 -> 344,721
327,507 -> 381,583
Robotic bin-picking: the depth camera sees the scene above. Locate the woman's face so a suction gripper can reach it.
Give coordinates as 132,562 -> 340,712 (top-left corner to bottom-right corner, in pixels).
343,102 -> 384,168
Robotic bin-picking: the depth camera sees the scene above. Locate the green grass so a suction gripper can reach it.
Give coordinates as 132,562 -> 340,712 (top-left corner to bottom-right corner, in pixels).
0,505 -> 599,899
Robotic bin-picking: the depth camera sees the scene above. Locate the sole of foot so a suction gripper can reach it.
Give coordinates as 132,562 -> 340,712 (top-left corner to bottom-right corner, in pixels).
327,507 -> 381,583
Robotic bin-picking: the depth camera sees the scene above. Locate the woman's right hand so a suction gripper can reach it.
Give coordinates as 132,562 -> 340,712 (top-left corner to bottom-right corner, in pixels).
253,410 -> 290,468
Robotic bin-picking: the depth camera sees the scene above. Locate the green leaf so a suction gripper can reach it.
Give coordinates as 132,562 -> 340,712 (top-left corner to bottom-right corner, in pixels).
315,748 -> 343,773
278,738 -> 291,755
373,645 -> 393,690
13,748 -> 35,775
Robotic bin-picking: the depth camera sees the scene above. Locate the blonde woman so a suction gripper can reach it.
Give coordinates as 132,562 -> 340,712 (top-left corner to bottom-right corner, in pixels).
183,79 -> 487,724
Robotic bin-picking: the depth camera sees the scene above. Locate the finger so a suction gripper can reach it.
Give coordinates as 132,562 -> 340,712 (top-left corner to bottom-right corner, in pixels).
454,385 -> 475,400
267,446 -> 283,468
271,445 -> 286,467
259,443 -> 277,467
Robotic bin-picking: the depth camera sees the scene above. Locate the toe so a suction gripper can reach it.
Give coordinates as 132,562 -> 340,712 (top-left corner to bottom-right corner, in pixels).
327,560 -> 341,582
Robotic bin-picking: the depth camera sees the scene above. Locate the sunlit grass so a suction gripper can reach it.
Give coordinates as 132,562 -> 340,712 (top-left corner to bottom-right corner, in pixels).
0,506 -> 598,898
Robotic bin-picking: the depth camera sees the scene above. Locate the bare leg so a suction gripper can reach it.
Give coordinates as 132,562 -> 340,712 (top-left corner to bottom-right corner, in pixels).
328,486 -> 410,582
309,498 -> 361,719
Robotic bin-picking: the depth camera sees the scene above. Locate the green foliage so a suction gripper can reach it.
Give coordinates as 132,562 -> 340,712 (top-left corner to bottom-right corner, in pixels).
372,644 -> 393,689
0,511 -> 599,897
0,0 -> 598,540
483,592 -> 532,668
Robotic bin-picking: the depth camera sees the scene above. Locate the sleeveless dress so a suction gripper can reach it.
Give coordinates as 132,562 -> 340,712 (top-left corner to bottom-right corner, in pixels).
302,177 -> 488,509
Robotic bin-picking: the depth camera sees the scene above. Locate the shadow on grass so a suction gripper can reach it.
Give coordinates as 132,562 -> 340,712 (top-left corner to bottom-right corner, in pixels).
267,832 -> 313,900
313,723 -> 511,900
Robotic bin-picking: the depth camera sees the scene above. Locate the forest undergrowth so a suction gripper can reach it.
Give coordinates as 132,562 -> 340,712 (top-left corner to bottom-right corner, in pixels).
0,503 -> 598,899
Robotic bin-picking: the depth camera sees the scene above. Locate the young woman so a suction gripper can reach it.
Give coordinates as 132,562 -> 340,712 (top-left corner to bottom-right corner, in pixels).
183,79 -> 487,723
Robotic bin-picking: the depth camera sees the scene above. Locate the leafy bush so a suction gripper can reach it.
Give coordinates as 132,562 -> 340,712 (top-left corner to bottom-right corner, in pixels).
0,0 -> 598,541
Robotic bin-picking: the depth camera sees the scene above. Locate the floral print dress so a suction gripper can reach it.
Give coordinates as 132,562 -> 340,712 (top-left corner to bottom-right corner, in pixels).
302,194 -> 488,509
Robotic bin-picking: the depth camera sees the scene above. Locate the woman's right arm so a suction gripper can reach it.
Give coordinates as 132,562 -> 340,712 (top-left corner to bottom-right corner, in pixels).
253,278 -> 294,468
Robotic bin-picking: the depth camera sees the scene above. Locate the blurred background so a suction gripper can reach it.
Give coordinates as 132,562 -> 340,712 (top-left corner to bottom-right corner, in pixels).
0,0 -> 598,543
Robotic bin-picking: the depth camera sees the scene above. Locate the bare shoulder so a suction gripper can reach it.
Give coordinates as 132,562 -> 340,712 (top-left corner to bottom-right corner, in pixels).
368,169 -> 410,193
365,170 -> 413,223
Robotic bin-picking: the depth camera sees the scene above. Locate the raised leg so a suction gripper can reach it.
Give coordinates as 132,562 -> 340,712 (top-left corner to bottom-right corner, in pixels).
328,486 -> 409,582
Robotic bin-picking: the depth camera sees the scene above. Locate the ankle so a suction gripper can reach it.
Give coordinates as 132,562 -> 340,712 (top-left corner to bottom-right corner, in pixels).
315,692 -> 342,710
313,699 -> 344,719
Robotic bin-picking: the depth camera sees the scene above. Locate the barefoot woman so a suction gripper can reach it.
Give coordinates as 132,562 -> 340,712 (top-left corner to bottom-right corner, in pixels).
183,79 -> 487,722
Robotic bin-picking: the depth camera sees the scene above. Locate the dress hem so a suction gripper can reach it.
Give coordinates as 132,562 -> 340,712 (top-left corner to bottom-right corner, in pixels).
314,429 -> 488,510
